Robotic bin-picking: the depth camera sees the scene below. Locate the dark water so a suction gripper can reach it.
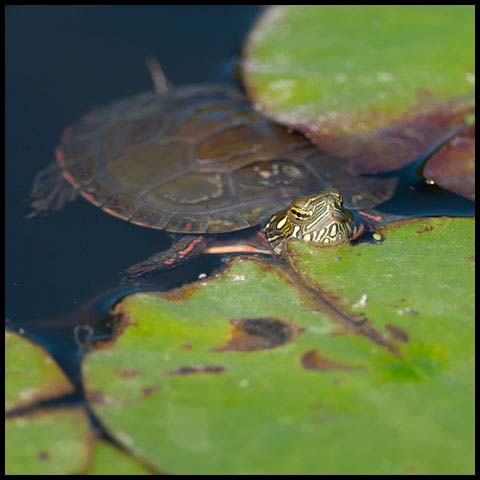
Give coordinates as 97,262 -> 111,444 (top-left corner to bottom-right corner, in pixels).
5,6 -> 474,393
5,5 -> 262,387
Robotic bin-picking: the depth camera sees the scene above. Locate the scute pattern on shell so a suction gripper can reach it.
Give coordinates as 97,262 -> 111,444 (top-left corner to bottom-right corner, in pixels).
57,85 -> 396,233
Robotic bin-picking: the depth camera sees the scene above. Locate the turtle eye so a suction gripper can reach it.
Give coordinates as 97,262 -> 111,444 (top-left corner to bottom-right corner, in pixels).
290,207 -> 310,220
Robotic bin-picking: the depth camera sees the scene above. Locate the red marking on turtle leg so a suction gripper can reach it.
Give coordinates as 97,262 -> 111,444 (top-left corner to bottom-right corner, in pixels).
124,236 -> 207,278
183,222 -> 193,233
358,210 -> 382,222
177,236 -> 205,259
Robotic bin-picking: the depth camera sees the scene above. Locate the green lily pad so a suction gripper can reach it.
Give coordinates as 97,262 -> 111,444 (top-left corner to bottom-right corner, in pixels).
422,124 -> 475,200
286,216 -> 474,363
88,439 -> 152,475
5,407 -> 153,475
5,331 -> 74,412
243,5 -> 475,174
5,407 -> 92,475
83,217 -> 474,474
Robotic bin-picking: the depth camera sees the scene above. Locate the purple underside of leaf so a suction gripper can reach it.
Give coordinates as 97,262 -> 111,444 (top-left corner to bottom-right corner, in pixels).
422,124 -> 475,201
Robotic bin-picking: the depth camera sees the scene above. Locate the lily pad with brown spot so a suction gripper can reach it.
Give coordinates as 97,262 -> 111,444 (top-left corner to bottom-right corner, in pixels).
286,217 -> 474,445
243,5 -> 475,175
83,217 -> 474,475
5,407 -> 153,475
5,331 -> 73,412
215,317 -> 302,351
5,408 -> 92,475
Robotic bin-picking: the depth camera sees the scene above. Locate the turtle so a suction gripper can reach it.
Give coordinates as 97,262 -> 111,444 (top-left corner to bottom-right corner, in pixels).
29,61 -> 398,278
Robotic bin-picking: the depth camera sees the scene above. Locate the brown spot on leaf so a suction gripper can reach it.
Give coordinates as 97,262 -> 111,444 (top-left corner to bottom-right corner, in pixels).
466,255 -> 475,264
87,390 -> 108,404
301,349 -> 363,372
407,464 -> 419,475
385,323 -> 410,343
180,343 -> 193,350
142,386 -> 160,397
330,326 -> 357,336
117,369 -> 142,378
166,365 -> 226,376
417,89 -> 433,99
215,317 -> 302,352
162,282 -> 200,302
38,451 -> 50,461
415,225 -> 433,234
91,310 -> 134,351
350,313 -> 368,326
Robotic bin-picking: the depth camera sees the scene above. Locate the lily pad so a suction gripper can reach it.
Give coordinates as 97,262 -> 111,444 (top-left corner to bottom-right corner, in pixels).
5,330 -> 74,412
83,217 -> 474,474
5,407 -> 92,475
88,439 -> 152,475
5,407 -> 153,475
242,5 -> 475,174
422,124 -> 475,200
287,216 -> 474,361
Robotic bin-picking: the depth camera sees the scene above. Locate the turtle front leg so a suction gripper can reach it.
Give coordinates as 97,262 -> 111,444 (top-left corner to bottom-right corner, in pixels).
27,162 -> 78,218
124,235 -> 208,279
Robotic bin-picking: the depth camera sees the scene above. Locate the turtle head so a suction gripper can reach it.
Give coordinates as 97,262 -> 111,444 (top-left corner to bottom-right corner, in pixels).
264,188 -> 356,253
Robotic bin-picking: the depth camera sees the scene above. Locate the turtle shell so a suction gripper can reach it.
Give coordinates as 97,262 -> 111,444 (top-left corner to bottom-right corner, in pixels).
56,84 -> 395,234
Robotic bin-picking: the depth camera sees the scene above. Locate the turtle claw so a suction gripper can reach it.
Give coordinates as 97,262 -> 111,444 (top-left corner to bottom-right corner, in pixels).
27,162 -> 77,218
